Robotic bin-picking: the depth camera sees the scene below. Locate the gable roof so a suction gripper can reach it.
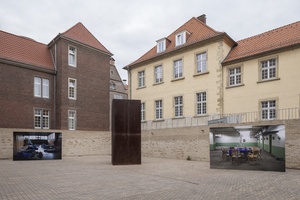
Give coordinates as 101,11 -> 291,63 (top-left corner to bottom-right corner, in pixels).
0,30 -> 54,70
126,17 -> 233,68
223,21 -> 300,65
59,22 -> 112,55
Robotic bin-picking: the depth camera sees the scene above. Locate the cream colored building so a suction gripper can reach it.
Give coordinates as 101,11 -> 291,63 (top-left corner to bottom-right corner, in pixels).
125,15 -> 300,124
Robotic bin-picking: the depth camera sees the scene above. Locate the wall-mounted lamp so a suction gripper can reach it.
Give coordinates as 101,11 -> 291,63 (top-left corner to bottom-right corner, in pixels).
278,136 -> 281,140
272,136 -> 275,140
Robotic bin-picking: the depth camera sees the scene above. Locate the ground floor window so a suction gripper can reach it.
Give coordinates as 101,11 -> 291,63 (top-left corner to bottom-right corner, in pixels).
261,100 -> 276,120
34,109 -> 49,129
68,110 -> 76,130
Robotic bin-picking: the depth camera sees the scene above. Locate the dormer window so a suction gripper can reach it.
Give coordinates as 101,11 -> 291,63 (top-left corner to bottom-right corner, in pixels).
175,31 -> 186,46
157,39 -> 166,53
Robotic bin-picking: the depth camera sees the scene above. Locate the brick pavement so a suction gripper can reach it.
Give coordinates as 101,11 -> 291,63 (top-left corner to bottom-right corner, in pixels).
0,156 -> 299,200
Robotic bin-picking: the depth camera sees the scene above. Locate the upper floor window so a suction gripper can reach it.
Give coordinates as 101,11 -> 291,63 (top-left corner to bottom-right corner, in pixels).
196,92 -> 206,115
68,110 -> 76,130
196,52 -> 207,73
174,96 -> 183,118
68,78 -> 77,100
141,103 -> 145,121
174,59 -> 183,79
261,58 -> 276,80
157,39 -> 166,53
138,71 -> 145,88
68,46 -> 76,67
175,31 -> 186,46
261,100 -> 276,120
155,100 -> 163,120
34,77 -> 49,98
154,65 -> 163,83
34,108 -> 49,129
229,67 -> 242,86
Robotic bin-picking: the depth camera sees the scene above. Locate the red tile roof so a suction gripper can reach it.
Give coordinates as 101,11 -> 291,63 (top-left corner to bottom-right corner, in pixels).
61,22 -> 112,55
0,30 -> 54,70
223,21 -> 300,64
127,17 -> 225,67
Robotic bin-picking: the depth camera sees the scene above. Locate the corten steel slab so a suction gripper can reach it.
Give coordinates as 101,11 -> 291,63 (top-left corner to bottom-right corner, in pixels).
112,99 -> 141,165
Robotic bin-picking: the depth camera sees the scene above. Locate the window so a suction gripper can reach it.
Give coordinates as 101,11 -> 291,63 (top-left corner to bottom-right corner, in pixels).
175,31 -> 186,46
154,65 -> 163,83
196,52 -> 207,73
157,40 -> 166,53
68,46 -> 76,66
261,58 -> 276,80
141,103 -> 145,121
34,77 -> 49,98
174,96 -> 183,117
68,78 -> 77,100
229,67 -> 242,86
261,100 -> 276,120
174,59 -> 183,79
34,109 -> 49,129
196,92 -> 206,115
155,100 -> 163,120
138,71 -> 145,87
68,110 -> 76,130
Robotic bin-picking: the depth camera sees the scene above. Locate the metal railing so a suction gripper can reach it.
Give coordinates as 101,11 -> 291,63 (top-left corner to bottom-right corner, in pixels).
141,107 -> 300,130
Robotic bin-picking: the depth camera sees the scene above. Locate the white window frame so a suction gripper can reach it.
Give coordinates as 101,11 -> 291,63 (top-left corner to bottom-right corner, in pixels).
141,103 -> 145,121
196,52 -> 207,73
34,77 -> 42,97
174,96 -> 183,118
174,59 -> 183,79
261,58 -> 277,80
34,77 -> 49,98
175,31 -> 186,46
68,78 -> 77,100
42,79 -> 49,98
155,100 -> 163,120
138,71 -> 145,88
154,65 -> 163,83
68,110 -> 76,130
68,46 -> 76,67
196,92 -> 206,115
261,100 -> 276,120
229,66 -> 242,86
34,108 -> 49,129
157,39 -> 166,53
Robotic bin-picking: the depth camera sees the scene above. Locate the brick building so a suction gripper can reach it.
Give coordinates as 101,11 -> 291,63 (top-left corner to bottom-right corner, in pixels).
0,22 -> 113,131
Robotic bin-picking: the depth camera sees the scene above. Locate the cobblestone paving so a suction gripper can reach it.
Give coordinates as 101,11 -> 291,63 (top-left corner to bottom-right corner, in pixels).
0,156 -> 299,200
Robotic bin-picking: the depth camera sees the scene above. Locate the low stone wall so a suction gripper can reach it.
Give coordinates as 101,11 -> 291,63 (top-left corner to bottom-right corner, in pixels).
1,119 -> 300,169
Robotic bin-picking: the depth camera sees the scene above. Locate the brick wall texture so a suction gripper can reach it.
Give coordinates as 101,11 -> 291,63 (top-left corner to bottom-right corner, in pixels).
1,120 -> 299,169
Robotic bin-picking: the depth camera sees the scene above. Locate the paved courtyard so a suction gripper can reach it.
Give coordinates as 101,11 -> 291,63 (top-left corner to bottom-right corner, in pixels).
0,155 -> 299,200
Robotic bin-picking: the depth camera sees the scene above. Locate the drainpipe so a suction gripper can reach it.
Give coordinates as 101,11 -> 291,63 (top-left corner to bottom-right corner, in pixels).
53,44 -> 57,129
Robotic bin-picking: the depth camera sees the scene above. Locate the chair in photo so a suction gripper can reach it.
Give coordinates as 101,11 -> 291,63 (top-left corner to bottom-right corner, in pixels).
231,149 -> 241,164
221,148 -> 230,161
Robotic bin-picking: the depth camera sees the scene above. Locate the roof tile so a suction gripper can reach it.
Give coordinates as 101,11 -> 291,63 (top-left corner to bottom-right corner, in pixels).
0,30 -> 54,70
61,22 -> 112,55
223,21 -> 300,64
128,17 -> 222,67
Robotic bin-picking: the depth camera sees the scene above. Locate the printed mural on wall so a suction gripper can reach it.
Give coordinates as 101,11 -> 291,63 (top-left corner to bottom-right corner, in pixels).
13,132 -> 62,160
209,125 -> 285,172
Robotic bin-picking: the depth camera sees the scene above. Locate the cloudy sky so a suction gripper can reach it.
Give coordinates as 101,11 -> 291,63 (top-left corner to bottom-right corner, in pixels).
1,0 -> 300,80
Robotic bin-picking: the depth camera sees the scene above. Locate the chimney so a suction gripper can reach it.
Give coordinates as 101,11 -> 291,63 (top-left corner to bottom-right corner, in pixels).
197,14 -> 206,24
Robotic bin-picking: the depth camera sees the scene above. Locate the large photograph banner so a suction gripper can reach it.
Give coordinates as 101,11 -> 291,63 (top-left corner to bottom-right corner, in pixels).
209,125 -> 285,172
13,132 -> 62,160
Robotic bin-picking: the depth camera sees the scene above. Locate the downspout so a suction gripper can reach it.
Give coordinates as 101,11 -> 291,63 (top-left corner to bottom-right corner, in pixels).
53,44 -> 57,129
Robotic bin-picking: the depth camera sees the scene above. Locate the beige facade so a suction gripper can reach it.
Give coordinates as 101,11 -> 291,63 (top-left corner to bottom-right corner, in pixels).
129,41 -> 233,121
223,48 -> 300,115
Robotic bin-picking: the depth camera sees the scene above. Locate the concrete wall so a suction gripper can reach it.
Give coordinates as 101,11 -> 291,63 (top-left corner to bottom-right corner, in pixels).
1,119 -> 300,169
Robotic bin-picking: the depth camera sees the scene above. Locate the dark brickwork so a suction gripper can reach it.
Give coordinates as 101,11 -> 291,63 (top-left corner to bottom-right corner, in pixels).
52,39 -> 111,131
1,38 -> 111,131
0,62 -> 55,129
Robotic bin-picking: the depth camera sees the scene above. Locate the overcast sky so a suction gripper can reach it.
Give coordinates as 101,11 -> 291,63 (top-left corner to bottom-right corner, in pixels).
1,0 -> 300,80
